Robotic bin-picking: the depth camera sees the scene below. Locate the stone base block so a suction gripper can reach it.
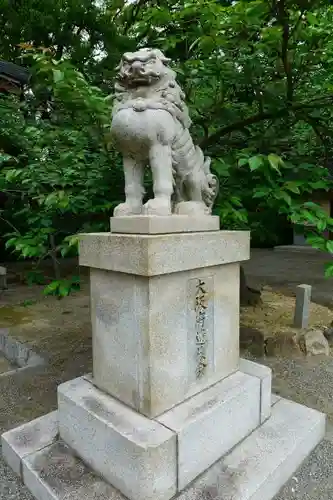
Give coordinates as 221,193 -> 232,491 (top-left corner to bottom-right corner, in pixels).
158,369 -> 262,490
2,397 -> 325,500
1,411 -> 58,477
57,376 -> 177,500
57,366 -> 269,496
239,358 -> 271,423
79,230 -> 250,276
110,215 -> 220,234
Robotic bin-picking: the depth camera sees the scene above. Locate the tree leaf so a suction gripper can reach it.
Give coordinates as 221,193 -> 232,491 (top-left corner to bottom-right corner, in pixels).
43,281 -> 61,295
284,181 -> 300,194
238,158 -> 249,167
324,263 -> 333,277
277,190 -> 292,206
306,234 -> 327,251
326,240 -> 333,254
267,154 -> 282,173
253,190 -> 270,198
53,69 -> 64,83
249,156 -> 264,171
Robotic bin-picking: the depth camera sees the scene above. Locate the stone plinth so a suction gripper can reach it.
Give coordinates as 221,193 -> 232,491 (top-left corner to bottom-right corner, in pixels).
58,376 -> 177,500
55,366 -> 267,500
79,226 -> 250,418
2,389 -> 325,500
110,215 -> 220,234
1,216 -> 326,500
79,229 -> 249,276
157,369 -> 262,490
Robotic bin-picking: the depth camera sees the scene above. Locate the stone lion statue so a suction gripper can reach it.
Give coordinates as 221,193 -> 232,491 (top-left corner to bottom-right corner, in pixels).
111,47 -> 219,217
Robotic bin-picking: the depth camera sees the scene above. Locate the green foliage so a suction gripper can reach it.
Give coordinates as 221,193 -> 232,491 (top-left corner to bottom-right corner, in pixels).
43,275 -> 80,299
1,0 -> 333,293
0,51 -> 124,295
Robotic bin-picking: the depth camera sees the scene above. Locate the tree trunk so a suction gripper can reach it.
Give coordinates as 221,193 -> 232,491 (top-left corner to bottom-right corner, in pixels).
49,234 -> 61,280
240,265 -> 262,307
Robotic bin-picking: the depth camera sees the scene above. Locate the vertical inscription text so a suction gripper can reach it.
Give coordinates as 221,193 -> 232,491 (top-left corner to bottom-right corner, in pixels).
195,279 -> 208,379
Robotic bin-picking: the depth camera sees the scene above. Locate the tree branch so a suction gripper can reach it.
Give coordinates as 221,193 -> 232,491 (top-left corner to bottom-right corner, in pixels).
299,113 -> 330,166
123,0 -> 148,34
200,97 -> 333,149
289,8 -> 306,39
277,0 -> 293,104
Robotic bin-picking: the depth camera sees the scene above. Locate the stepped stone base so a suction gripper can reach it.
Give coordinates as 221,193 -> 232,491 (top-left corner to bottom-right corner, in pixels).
54,363 -> 268,498
2,395 -> 325,500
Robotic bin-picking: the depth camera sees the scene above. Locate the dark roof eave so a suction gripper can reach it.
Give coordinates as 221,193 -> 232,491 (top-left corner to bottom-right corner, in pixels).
0,60 -> 31,85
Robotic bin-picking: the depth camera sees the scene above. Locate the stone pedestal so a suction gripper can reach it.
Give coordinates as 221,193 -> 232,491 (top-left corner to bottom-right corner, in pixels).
80,223 -> 248,418
2,216 -> 326,500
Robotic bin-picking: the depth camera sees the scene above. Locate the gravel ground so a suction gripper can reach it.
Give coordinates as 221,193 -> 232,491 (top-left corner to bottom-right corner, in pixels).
0,454 -> 33,500
276,428 -> 333,500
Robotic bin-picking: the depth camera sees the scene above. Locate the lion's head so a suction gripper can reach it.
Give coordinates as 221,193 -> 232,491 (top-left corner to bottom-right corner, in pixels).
114,48 -> 191,129
115,48 -> 176,89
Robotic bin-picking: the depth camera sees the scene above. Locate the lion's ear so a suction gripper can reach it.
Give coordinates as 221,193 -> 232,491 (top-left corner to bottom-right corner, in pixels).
162,57 -> 171,66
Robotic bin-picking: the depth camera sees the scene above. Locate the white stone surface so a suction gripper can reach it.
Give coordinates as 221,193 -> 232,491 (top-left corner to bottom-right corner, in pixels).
111,48 -> 218,217
22,441 -> 119,500
1,411 -> 58,477
79,230 -> 250,276
188,397 -> 324,500
110,215 -> 220,234
80,228 -> 250,417
57,376 -> 177,500
90,262 -> 240,417
158,370 -> 261,490
271,393 -> 282,405
239,358 -> 272,422
7,396 -> 325,500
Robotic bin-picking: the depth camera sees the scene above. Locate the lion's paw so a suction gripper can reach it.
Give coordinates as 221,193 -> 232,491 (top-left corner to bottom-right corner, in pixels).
114,202 -> 142,217
143,198 -> 172,216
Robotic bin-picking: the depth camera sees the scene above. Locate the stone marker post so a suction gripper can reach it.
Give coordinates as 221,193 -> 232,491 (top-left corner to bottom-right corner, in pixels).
1,47 -> 325,500
0,266 -> 7,290
293,284 -> 312,328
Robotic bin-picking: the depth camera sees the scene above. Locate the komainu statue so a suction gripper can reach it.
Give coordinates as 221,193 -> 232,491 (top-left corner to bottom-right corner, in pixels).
111,48 -> 219,217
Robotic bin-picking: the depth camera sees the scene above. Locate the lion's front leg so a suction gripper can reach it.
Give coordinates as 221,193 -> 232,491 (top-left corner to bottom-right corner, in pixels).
143,144 -> 173,216
114,156 -> 144,216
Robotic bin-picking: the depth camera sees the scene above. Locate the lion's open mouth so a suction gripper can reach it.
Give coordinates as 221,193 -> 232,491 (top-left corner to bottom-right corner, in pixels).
119,69 -> 161,87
